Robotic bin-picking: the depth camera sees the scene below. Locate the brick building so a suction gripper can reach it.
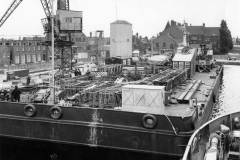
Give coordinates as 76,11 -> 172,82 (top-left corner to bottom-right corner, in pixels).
153,20 -> 220,53
0,37 -> 48,67
186,24 -> 220,50
86,31 -> 110,60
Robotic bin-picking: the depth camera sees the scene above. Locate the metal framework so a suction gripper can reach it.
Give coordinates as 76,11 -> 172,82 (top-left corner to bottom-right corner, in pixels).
40,0 -> 53,18
0,0 -> 23,28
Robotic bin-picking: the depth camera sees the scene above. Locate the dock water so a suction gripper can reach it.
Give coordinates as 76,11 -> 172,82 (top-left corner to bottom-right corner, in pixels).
213,65 -> 240,118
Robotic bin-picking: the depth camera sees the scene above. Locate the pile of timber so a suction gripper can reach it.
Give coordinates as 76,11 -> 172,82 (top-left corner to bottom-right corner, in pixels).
177,80 -> 202,104
138,69 -> 188,90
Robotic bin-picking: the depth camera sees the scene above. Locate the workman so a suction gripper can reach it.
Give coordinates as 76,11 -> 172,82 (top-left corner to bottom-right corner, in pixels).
11,86 -> 21,102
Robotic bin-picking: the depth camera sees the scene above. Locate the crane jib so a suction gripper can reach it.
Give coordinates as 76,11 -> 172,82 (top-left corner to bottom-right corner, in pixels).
0,0 -> 69,29
0,0 -> 23,28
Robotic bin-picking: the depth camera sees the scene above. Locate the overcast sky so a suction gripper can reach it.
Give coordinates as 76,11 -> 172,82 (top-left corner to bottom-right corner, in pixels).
0,0 -> 239,38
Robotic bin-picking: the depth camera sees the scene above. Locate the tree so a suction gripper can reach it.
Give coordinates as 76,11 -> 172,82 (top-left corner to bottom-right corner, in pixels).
219,20 -> 233,54
227,29 -> 233,50
132,33 -> 151,54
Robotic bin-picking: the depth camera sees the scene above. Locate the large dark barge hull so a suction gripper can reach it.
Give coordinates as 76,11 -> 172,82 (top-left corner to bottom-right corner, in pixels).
0,67 -> 223,160
0,137 -> 180,160
0,102 -> 192,159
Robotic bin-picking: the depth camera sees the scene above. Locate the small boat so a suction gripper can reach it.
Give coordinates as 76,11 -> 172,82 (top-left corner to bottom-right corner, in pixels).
182,110 -> 240,160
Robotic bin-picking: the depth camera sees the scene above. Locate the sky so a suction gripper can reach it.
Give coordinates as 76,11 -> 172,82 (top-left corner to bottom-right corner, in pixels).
0,0 -> 239,38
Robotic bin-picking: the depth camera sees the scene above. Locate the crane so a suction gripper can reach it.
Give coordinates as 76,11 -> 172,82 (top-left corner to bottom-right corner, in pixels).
0,0 -> 23,28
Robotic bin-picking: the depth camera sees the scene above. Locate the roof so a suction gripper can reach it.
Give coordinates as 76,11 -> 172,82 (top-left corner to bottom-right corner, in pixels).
186,26 -> 220,36
186,26 -> 204,35
172,48 -> 196,62
162,26 -> 184,43
204,27 -> 220,36
148,55 -> 169,62
111,20 -> 132,25
133,50 -> 140,54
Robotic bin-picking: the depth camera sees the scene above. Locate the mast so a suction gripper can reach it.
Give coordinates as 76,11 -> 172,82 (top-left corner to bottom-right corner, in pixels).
51,0 -> 55,104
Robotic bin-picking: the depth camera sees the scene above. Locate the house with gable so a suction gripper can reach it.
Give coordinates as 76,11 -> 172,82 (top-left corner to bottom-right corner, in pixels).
153,20 -> 220,53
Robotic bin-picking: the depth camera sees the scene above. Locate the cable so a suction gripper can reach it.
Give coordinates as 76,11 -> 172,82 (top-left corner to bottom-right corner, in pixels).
163,114 -> 178,135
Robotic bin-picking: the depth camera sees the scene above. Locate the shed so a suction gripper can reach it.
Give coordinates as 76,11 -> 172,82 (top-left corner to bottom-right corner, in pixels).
172,48 -> 197,77
122,85 -> 165,114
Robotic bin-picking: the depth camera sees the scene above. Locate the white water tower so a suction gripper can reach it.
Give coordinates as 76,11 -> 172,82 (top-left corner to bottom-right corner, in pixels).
110,20 -> 132,58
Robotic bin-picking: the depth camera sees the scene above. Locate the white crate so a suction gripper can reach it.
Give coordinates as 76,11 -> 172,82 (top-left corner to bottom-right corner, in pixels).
122,85 -> 165,114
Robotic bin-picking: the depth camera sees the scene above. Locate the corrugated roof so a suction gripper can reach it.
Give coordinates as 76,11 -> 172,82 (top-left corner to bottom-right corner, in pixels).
111,20 -> 132,25
172,48 -> 196,62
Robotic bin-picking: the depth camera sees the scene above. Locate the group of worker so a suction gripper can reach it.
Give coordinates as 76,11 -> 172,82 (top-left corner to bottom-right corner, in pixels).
0,76 -> 31,102
0,86 -> 21,102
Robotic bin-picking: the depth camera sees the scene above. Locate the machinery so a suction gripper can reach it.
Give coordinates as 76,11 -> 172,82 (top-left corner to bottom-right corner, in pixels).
196,44 -> 214,72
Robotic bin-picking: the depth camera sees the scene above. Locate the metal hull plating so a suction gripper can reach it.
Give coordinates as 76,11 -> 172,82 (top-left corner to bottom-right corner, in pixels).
0,102 -> 192,158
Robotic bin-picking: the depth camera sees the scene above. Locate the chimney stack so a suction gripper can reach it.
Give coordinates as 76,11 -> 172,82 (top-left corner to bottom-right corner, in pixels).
203,23 -> 205,27
90,32 -> 92,38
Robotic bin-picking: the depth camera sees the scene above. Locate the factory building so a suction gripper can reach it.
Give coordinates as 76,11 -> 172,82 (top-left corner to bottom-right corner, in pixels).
0,37 -> 48,67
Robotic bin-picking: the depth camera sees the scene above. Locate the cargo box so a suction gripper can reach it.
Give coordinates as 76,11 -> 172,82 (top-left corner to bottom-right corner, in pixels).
122,85 -> 165,114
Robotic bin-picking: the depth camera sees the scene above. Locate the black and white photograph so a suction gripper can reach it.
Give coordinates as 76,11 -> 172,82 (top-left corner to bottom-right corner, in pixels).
0,0 -> 239,159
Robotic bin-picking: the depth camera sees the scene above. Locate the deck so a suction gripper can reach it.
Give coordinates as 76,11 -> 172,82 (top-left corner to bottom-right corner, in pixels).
166,67 -> 220,117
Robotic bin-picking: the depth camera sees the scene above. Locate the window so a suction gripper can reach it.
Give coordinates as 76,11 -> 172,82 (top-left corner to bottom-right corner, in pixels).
27,54 -> 31,63
32,55 -> 36,63
173,62 -> 179,69
170,44 -> 174,49
15,55 -> 20,64
162,42 -> 166,48
37,54 -> 41,62
42,54 -> 46,61
66,17 -> 72,23
21,55 -> 25,64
